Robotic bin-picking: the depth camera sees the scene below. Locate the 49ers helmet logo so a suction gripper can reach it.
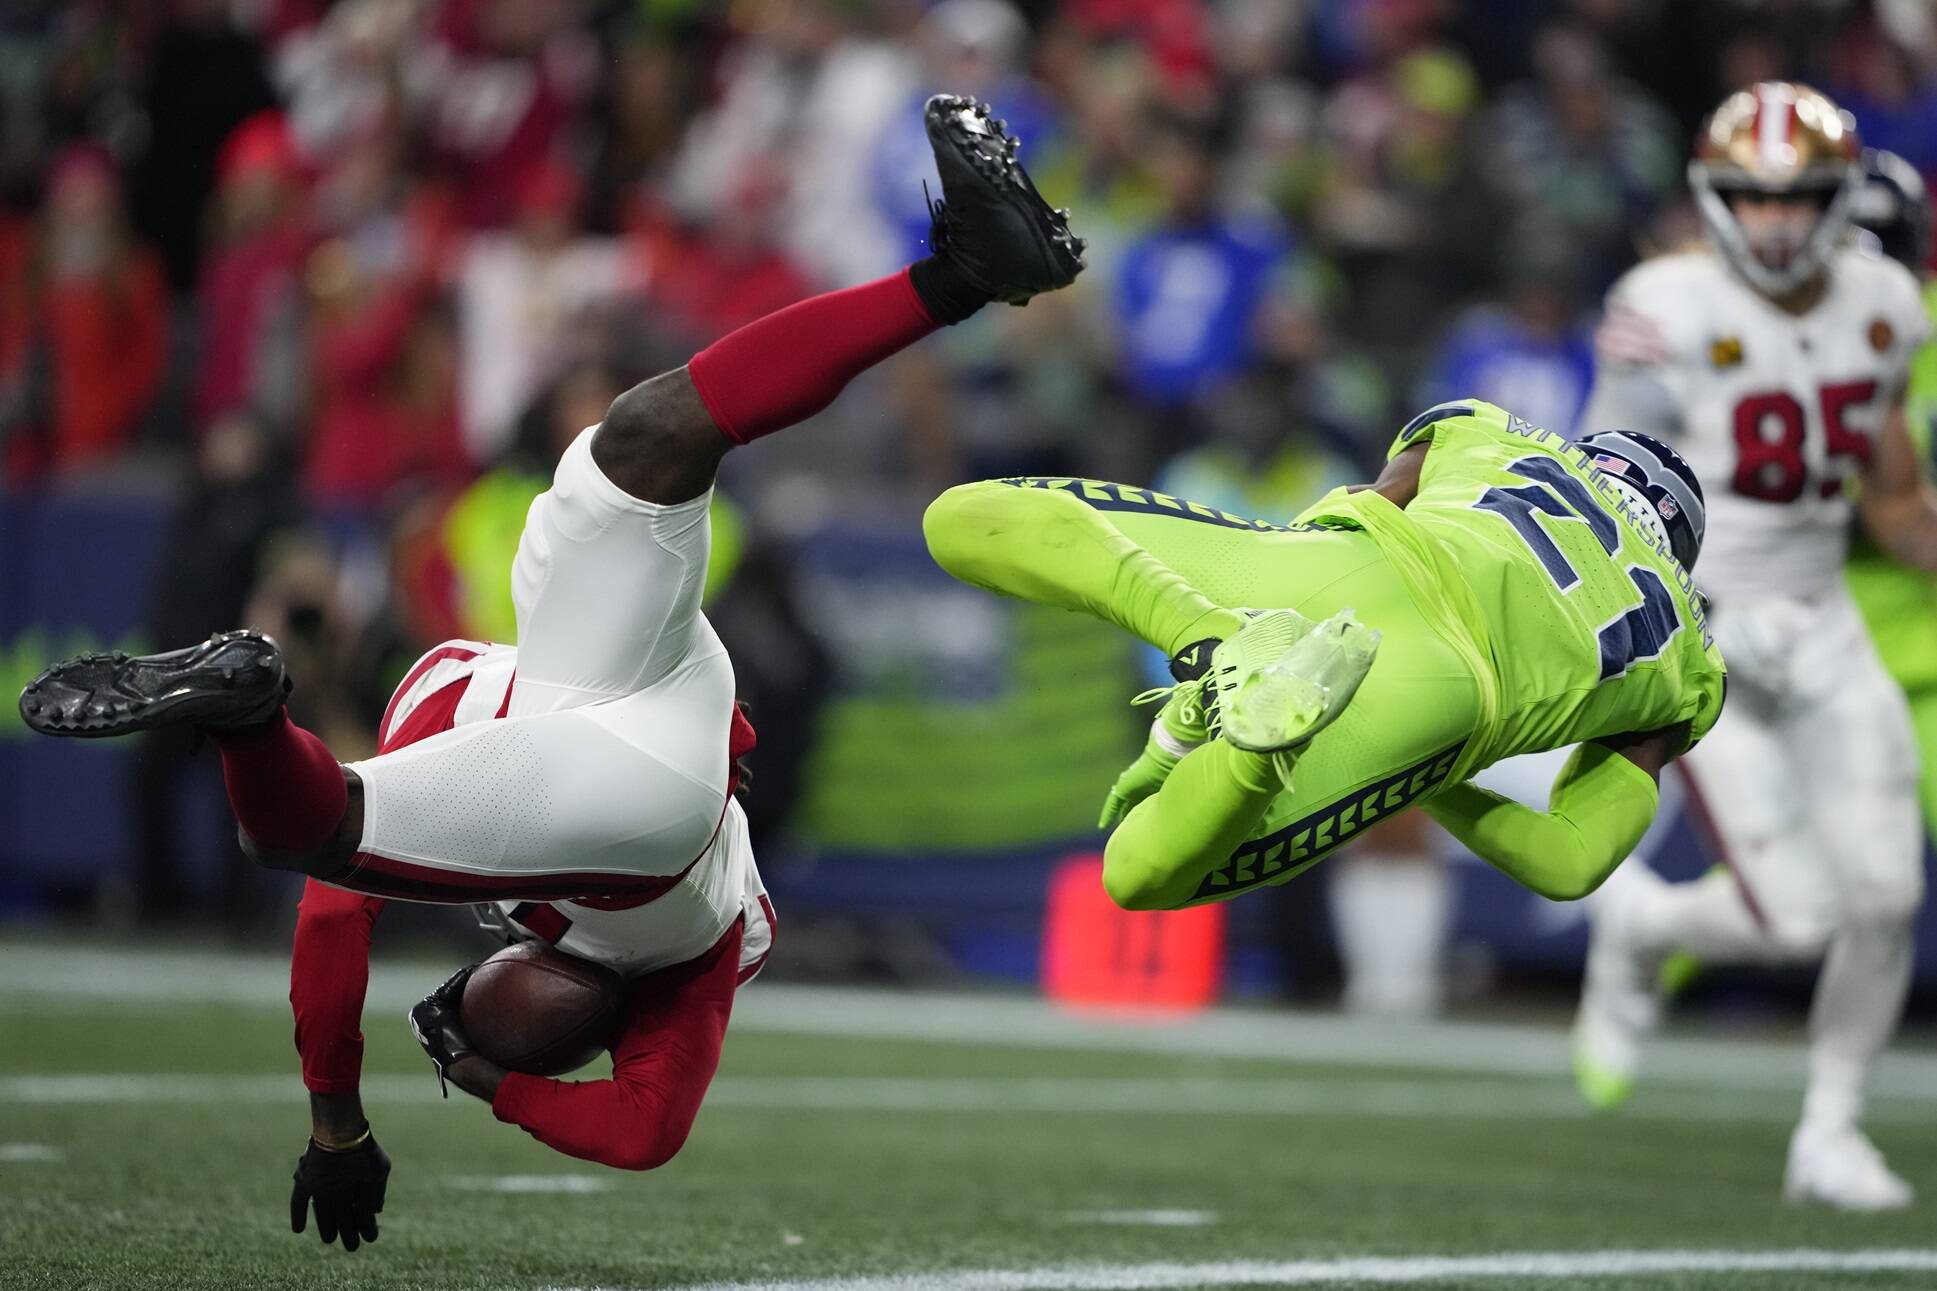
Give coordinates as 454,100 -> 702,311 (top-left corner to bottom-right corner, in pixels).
1689,82 -> 1862,299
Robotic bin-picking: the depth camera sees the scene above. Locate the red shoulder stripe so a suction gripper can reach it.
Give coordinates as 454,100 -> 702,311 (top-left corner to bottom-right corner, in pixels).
378,645 -> 482,746
378,677 -> 469,755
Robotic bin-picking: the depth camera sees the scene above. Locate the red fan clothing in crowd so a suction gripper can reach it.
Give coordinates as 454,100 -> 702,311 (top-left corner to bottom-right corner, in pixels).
2,146 -> 168,478
419,0 -> 600,229
195,112 -> 314,425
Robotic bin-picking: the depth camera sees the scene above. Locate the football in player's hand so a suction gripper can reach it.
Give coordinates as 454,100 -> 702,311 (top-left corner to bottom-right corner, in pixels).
459,942 -> 626,1076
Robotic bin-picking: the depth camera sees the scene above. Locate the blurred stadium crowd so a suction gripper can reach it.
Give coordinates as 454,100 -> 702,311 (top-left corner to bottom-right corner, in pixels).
5,0 -> 1937,957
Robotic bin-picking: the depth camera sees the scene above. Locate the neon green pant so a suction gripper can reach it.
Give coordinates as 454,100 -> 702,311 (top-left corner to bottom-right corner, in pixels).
924,478 -> 1481,908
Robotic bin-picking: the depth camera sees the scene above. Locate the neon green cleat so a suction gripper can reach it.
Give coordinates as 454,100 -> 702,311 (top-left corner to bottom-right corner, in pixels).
1654,867 -> 1726,998
1657,949 -> 1703,998
1572,1039 -> 1637,1114
1571,862 -> 1665,1114
1211,608 -> 1382,754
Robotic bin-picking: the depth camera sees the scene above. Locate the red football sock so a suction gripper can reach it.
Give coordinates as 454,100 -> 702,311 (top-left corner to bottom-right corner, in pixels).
686,267 -> 941,445
208,707 -> 350,852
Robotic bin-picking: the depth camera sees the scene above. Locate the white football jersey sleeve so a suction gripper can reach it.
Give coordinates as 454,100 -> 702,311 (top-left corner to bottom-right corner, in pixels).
1580,246 -> 1927,601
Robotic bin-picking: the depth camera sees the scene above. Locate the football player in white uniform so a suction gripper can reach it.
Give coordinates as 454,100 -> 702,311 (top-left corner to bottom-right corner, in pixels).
18,98 -> 1086,1251
1572,82 -> 1937,1210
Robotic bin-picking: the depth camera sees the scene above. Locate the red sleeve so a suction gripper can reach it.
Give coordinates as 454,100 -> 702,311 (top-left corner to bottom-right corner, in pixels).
488,921 -> 741,1170
290,879 -> 387,1094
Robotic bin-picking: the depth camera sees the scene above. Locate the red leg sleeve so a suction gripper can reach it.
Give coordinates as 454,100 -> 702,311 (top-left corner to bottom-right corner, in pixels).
686,268 -> 938,445
290,879 -> 386,1094
210,707 -> 349,853
489,922 -> 742,1170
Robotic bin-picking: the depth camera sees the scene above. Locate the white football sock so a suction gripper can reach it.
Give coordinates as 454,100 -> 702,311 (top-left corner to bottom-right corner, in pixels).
1800,917 -> 1915,1136
1329,853 -> 1449,1017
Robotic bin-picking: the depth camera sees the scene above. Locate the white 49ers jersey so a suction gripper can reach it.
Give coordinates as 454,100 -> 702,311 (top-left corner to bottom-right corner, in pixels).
1581,245 -> 1927,601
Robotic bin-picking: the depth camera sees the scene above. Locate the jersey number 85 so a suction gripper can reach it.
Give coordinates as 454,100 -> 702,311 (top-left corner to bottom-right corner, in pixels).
1732,380 -> 1877,502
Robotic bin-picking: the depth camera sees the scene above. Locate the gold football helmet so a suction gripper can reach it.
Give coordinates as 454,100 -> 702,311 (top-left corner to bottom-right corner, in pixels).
1689,81 -> 1862,297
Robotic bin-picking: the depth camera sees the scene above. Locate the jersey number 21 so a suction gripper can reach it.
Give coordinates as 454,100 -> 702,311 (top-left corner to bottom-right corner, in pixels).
1474,456 -> 1684,682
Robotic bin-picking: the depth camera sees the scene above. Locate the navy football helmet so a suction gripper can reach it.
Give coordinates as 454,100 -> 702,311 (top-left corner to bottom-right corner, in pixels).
1577,431 -> 1707,570
1850,147 -> 1931,272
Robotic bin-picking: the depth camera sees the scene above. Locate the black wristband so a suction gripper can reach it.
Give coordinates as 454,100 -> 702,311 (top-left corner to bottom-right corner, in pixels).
1167,637 -> 1221,683
909,254 -> 992,325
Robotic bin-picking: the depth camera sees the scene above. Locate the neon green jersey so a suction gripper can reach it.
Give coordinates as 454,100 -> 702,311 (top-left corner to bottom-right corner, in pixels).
1301,399 -> 1726,779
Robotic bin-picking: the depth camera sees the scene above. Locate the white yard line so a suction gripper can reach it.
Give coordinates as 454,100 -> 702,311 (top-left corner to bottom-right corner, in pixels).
0,1072 -> 1927,1125
1060,1211 -> 1219,1228
637,1249 -> 1937,1291
4,942 -> 1936,1099
445,1174 -> 609,1194
0,1143 -> 63,1162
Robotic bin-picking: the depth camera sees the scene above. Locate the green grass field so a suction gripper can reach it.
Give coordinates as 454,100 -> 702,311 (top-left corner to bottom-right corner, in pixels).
2,943 -> 1934,1291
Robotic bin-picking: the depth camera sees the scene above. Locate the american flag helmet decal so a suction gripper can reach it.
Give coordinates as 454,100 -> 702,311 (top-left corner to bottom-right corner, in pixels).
1576,430 -> 1707,571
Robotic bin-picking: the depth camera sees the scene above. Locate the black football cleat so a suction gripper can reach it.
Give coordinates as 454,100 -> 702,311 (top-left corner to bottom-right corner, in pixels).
19,629 -> 289,739
924,94 -> 1085,305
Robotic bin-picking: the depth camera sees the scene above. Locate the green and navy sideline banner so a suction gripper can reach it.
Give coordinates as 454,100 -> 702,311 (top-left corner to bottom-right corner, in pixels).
783,521 -> 1144,853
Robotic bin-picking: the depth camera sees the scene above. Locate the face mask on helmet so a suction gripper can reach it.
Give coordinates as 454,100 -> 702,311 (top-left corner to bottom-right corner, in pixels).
1726,186 -> 1835,273
1689,82 -> 1861,299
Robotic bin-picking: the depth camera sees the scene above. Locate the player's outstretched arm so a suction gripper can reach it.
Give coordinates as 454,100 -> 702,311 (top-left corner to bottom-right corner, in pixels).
482,943 -> 736,1171
1101,740 -> 1284,910
1857,405 -> 1937,572
291,881 -> 386,1103
1422,734 -> 1676,901
288,880 -> 391,1251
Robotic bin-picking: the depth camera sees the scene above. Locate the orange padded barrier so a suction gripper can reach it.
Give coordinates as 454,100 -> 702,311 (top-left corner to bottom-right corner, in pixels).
1041,854 -> 1224,1014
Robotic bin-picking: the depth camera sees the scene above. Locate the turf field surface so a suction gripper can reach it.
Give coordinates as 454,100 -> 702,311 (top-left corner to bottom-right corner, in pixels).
2,942 -> 1934,1291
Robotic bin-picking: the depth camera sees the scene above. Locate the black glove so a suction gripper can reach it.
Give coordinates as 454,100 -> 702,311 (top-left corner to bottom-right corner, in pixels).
408,964 -> 479,1097
290,1132 -> 390,1252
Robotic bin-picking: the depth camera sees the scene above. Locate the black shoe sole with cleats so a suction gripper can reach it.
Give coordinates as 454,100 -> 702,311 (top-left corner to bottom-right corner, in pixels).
924,94 -> 1086,304
19,629 -> 290,739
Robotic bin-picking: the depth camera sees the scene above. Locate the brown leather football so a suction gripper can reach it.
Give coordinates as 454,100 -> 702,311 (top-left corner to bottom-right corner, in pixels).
459,942 -> 626,1076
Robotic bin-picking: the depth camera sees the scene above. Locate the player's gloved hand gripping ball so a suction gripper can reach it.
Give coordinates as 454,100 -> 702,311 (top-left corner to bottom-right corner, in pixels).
291,1131 -> 391,1252
409,964 -> 481,1096
415,943 -> 626,1085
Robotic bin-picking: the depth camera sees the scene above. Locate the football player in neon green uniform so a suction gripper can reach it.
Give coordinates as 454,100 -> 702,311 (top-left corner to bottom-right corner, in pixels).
924,400 -> 1726,910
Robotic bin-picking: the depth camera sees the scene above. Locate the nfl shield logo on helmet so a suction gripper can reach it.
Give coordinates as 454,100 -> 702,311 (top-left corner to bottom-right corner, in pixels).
1576,430 -> 1708,570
